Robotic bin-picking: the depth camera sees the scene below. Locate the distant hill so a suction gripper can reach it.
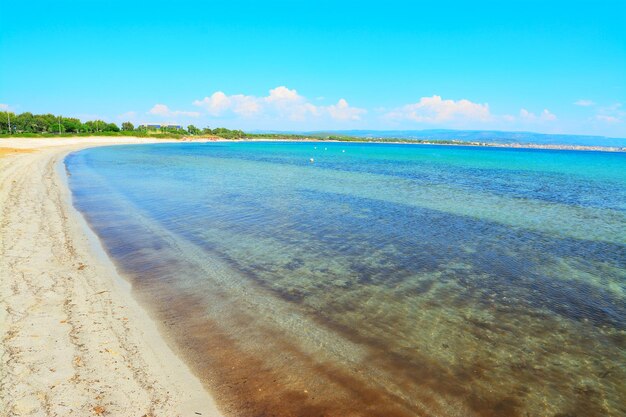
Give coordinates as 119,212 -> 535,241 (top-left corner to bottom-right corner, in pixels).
256,129 -> 626,148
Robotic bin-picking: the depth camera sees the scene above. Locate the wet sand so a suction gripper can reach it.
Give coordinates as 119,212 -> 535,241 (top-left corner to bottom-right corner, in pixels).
0,138 -> 223,417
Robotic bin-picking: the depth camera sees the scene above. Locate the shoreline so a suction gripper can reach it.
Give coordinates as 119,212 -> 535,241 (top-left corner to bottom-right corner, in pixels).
3,135 -> 624,152
0,137 -> 223,417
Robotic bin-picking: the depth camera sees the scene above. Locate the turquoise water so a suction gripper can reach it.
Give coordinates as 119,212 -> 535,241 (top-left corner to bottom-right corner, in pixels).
66,142 -> 626,417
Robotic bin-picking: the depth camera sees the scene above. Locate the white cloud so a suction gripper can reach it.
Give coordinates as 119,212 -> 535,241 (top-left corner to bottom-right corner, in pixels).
265,86 -> 302,103
149,104 -> 171,116
541,109 -> 557,121
193,91 -> 264,117
148,104 -> 199,118
231,95 -> 262,116
193,86 -> 313,119
266,87 -> 314,120
385,95 -> 491,123
596,115 -> 621,123
0,103 -> 9,111
284,102 -> 319,120
519,108 -> 557,121
192,91 -> 270,117
519,108 -> 533,120
194,92 -> 235,116
574,99 -> 595,107
263,86 -> 321,120
594,103 -> 624,124
117,111 -> 137,120
193,86 -> 365,122
325,98 -> 366,121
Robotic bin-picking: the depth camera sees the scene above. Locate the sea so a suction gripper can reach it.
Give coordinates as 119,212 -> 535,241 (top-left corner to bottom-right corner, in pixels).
65,141 -> 626,417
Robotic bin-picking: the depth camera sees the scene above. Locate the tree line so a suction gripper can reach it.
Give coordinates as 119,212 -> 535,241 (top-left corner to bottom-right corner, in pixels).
0,112 -> 121,134
0,111 -> 245,138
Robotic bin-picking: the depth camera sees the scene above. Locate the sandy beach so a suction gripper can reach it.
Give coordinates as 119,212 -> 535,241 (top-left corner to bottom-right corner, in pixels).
0,138 -> 223,417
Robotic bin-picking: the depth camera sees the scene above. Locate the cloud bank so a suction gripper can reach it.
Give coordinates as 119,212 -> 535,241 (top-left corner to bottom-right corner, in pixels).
574,99 -> 595,107
137,87 -> 626,135
192,86 -> 366,122
594,103 -> 624,124
384,95 -> 491,123
148,104 -> 200,118
145,88 -> 564,130
519,108 -> 557,121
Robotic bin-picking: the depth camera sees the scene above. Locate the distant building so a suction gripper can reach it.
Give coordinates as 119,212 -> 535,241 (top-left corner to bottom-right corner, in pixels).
139,124 -> 183,130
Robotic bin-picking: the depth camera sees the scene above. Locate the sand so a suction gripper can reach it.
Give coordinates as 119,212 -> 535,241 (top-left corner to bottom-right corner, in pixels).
0,138 -> 223,417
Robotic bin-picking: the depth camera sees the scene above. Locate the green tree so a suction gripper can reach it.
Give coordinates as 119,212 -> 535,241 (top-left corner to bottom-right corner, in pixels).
187,124 -> 200,135
84,119 -> 109,132
0,111 -> 16,134
104,122 -> 120,132
39,114 -> 58,133
0,110 -> 257,138
14,112 -> 37,132
62,117 -> 82,133
212,127 -> 244,139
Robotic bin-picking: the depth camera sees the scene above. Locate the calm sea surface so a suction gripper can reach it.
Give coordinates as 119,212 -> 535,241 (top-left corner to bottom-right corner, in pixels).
65,142 -> 626,417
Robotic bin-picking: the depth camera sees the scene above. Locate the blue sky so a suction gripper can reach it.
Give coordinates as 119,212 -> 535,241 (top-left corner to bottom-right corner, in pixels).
1,0 -> 625,137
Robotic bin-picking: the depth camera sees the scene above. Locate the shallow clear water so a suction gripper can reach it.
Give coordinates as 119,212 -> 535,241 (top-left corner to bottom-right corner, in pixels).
66,142 -> 626,417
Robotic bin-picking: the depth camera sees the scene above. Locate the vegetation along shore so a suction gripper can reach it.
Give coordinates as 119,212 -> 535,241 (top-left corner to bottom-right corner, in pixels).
1,110 -> 624,152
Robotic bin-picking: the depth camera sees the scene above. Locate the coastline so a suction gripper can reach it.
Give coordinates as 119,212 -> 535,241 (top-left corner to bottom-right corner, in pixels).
4,135 -> 624,152
0,137 -> 222,417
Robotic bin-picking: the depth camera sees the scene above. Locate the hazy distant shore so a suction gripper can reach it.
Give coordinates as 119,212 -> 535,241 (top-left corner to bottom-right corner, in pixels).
371,140 -> 626,152
0,137 -> 222,417
244,137 -> 626,152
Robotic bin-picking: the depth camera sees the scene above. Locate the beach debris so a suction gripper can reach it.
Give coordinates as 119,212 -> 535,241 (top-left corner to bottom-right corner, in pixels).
309,158 -> 314,163
93,405 -> 106,415
104,348 -> 119,356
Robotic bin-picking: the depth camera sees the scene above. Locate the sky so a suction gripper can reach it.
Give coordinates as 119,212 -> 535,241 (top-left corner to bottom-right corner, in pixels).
1,0 -> 625,137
